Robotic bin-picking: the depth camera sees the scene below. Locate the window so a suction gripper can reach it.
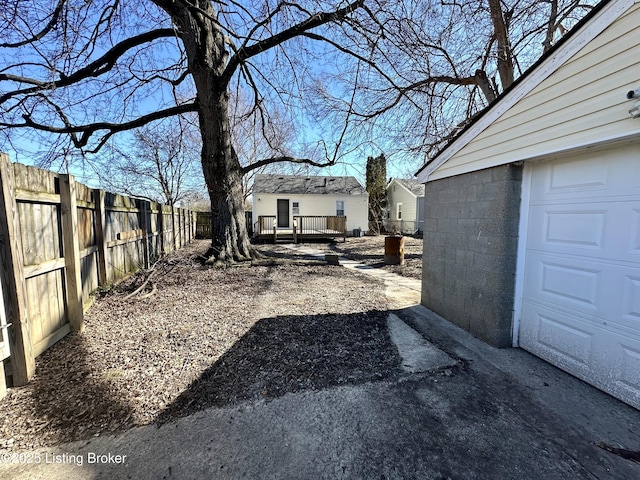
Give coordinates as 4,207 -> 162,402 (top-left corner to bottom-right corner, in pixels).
292,201 -> 300,215
396,202 -> 402,220
336,200 -> 345,216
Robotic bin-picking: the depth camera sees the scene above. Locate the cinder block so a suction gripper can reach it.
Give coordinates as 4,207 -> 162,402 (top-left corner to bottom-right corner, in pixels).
420,163 -> 522,348
459,184 -> 478,203
469,168 -> 493,185
469,316 -> 512,348
491,163 -> 523,182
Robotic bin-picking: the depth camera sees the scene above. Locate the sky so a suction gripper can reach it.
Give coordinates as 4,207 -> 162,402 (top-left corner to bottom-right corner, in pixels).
2,0 -> 532,194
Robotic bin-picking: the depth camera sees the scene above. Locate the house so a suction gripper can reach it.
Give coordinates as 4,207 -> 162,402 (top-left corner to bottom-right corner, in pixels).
252,174 -> 369,240
385,178 -> 425,234
416,0 -> 640,409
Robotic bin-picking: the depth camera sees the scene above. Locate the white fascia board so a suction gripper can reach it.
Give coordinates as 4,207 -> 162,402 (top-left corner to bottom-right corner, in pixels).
416,0 -> 634,184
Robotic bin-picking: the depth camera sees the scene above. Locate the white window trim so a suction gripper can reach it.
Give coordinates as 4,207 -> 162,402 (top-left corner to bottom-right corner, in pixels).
336,200 -> 345,216
396,202 -> 403,220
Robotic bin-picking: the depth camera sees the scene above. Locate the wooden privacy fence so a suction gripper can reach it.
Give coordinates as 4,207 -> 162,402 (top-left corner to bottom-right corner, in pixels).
196,210 -> 253,238
0,154 -> 196,391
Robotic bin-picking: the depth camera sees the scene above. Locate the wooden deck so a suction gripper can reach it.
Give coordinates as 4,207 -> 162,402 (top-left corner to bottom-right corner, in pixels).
254,216 -> 347,243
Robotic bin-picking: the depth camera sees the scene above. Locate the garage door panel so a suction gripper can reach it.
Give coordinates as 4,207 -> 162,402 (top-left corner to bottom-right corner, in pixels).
527,204 -> 608,253
618,344 -> 640,392
525,253 -> 640,333
630,209 -> 640,254
528,202 -> 640,262
521,302 -> 640,406
520,302 -> 595,372
524,253 -> 603,316
545,209 -> 606,248
521,147 -> 640,410
529,145 -> 640,202
622,274 -> 640,322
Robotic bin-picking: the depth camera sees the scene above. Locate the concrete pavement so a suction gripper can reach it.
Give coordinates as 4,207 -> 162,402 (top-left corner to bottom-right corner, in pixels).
281,243 -> 423,308
2,248 -> 639,479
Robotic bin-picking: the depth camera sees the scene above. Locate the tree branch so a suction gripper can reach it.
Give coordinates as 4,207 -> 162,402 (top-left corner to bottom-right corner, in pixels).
3,103 -> 198,151
222,0 -> 364,84
0,28 -> 179,105
242,156 -> 335,175
0,0 -> 66,48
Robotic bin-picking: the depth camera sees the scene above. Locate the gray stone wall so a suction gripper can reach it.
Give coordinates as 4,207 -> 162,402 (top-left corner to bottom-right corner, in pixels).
421,163 -> 522,347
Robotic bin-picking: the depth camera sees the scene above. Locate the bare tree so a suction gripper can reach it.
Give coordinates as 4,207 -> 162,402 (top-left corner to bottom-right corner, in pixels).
228,89 -> 311,202
102,117 -> 203,206
0,0 -> 385,262
320,0 -> 597,165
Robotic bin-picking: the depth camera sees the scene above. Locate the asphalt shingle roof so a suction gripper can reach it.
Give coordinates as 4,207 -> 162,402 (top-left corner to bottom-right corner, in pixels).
253,174 -> 366,195
394,178 -> 425,197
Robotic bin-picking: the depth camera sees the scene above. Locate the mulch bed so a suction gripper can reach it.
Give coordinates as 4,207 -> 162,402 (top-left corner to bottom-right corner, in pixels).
0,240 -> 400,451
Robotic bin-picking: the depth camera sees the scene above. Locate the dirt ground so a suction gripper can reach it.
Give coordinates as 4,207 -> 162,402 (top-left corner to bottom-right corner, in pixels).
313,234 -> 423,280
0,238 -> 409,451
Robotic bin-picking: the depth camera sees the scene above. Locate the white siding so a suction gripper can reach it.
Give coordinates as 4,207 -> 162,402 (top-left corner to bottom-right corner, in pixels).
252,193 -> 369,232
387,181 -> 418,223
430,2 -> 640,181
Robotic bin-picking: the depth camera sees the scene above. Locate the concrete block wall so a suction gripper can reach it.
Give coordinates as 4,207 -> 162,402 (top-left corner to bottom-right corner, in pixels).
421,163 -> 523,347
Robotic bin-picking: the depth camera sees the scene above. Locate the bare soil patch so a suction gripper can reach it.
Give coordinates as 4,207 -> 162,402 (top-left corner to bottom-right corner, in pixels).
0,240 -> 400,451
321,235 -> 423,279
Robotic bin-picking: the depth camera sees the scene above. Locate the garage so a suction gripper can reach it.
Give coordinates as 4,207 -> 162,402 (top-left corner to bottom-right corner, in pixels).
417,0 -> 640,409
518,144 -> 640,408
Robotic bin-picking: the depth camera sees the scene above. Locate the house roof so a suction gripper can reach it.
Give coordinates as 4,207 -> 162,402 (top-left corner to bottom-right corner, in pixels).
253,174 -> 366,195
415,0 -> 617,179
389,178 -> 425,197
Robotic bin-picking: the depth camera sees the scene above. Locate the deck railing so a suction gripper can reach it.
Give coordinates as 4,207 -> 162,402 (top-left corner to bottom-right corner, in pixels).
255,215 -> 347,242
255,215 -> 276,235
294,215 -> 346,235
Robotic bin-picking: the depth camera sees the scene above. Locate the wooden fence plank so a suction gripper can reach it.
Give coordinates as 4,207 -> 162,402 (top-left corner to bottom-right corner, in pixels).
1,158 -> 196,386
23,258 -> 66,279
93,189 -> 108,285
60,174 -> 84,333
0,154 -> 35,385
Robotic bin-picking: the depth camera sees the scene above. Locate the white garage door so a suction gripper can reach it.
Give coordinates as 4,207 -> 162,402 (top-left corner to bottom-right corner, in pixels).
519,144 -> 640,409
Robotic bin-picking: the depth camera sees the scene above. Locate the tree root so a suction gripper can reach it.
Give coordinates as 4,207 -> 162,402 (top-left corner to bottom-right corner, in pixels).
203,245 -> 257,265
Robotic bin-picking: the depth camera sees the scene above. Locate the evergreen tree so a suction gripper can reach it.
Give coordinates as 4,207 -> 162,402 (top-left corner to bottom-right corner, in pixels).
365,154 -> 387,235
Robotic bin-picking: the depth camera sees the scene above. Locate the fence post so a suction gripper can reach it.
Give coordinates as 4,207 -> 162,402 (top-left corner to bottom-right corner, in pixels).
178,209 -> 183,248
293,218 -> 297,244
60,175 -> 84,333
93,189 -> 108,285
172,207 -> 178,251
0,154 -> 35,385
140,199 -> 150,268
343,216 -> 347,242
158,205 -> 165,254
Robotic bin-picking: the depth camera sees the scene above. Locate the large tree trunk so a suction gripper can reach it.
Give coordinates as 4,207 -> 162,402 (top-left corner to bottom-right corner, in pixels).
198,87 -> 254,262
488,0 -> 515,91
157,0 -> 255,262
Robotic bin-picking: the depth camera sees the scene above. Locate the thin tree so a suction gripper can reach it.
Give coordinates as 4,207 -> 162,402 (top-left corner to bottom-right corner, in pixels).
0,0 -> 385,263
103,117 -> 203,206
